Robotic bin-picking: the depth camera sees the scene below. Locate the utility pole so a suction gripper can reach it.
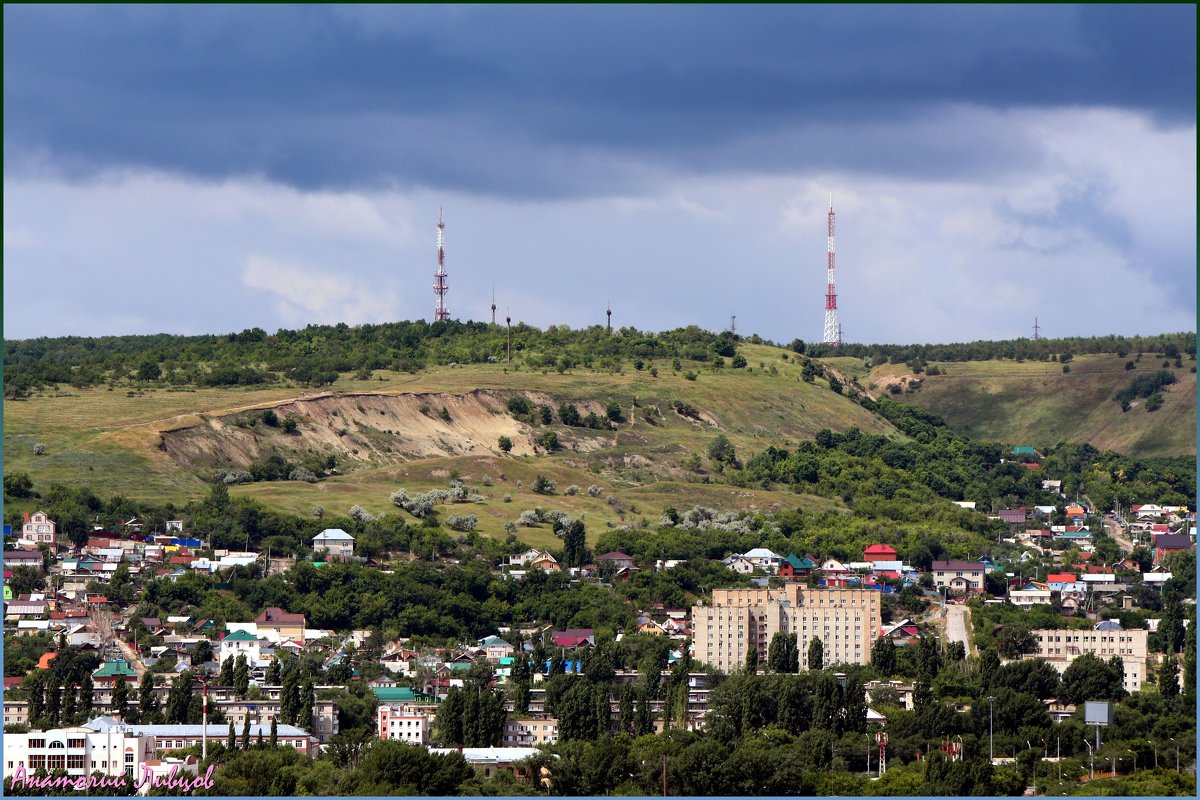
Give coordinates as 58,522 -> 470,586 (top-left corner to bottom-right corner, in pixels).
506,310 -> 512,363
201,675 -> 208,760
661,754 -> 667,797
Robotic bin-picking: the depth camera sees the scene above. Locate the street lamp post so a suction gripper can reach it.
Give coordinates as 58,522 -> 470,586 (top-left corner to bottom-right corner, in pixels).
987,696 -> 995,764
1083,739 -> 1094,781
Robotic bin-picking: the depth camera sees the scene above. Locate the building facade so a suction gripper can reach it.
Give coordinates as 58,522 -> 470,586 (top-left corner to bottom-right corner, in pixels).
1028,627 -> 1148,693
691,586 -> 881,674
21,511 -> 56,548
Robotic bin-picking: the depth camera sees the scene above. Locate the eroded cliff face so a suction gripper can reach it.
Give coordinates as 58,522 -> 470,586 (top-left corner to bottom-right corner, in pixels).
158,389 -> 612,470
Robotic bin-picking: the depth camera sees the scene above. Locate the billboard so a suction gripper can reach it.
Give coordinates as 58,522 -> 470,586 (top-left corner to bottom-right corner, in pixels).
1084,701 -> 1113,725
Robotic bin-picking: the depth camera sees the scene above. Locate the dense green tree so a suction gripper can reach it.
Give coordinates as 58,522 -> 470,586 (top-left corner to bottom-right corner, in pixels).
233,653 -> 249,698
1061,653 -> 1125,704
871,636 -> 896,676
562,520 -> 588,569
808,637 -> 824,671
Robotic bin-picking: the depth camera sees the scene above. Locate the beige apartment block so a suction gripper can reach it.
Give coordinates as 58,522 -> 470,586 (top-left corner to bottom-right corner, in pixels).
1028,627 -> 1148,693
692,586 -> 881,674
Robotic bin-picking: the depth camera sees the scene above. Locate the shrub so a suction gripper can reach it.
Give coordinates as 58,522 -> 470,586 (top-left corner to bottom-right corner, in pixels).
649,367 -> 658,378
518,510 -> 540,527
481,474 -> 493,486
671,400 -> 700,419
587,485 -> 603,497
506,396 -> 530,416
311,506 -> 324,518
541,431 -> 559,451
531,475 -> 556,495
33,443 -> 45,455
503,521 -> 519,533
439,406 -> 452,422
445,514 -> 478,532
538,405 -> 553,425
503,494 -> 513,503
261,409 -> 280,427
288,468 -> 319,483
557,403 -> 581,426
707,433 -> 737,465
684,371 -> 697,381
419,403 -> 431,415
605,401 -> 622,421
607,495 -> 620,506
564,485 -> 580,496
498,435 -> 514,453
282,417 -> 298,434
1145,392 -> 1164,412
731,354 -> 748,369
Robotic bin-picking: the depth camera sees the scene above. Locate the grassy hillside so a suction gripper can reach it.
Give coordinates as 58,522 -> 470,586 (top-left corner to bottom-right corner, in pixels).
853,354 -> 1196,457
3,344 -> 884,541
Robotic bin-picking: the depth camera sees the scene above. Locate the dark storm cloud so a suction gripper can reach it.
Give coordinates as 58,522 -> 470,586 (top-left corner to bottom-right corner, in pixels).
4,4 -> 1194,197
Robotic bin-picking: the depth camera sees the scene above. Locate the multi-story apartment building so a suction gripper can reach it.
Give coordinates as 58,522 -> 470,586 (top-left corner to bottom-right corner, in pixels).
377,707 -> 430,745
502,718 -> 559,747
691,585 -> 881,674
1027,624 -> 1148,693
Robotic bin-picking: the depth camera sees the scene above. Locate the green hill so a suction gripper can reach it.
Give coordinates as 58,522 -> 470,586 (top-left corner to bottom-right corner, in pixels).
3,343 -> 892,542
849,353 -> 1196,458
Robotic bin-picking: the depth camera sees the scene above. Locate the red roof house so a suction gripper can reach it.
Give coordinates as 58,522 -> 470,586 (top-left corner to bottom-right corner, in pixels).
863,544 -> 898,563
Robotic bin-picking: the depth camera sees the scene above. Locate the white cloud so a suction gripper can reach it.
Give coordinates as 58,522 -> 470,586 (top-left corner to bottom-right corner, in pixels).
242,255 -> 399,327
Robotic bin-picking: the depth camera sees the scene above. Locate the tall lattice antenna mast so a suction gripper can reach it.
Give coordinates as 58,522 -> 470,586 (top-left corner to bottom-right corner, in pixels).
433,208 -> 449,321
606,301 -> 612,334
491,285 -> 497,325
1032,317 -> 1041,340
730,312 -> 737,335
823,193 -> 840,346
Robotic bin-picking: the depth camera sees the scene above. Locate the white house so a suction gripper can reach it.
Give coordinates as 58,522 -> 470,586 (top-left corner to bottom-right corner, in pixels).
312,529 -> 354,559
218,629 -> 264,667
741,548 -> 782,572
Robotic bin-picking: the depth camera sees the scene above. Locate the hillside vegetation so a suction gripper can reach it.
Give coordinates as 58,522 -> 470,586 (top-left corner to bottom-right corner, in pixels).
856,353 -> 1196,457
5,324 -> 1194,554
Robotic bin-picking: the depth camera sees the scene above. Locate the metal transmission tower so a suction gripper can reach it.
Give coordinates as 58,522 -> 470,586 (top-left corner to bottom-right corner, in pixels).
491,285 -> 497,325
730,313 -> 736,334
823,194 -> 840,346
433,209 -> 450,321
606,302 -> 612,333
1033,317 -> 1041,340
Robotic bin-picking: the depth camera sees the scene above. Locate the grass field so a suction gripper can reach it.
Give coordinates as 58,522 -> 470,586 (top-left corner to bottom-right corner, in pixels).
7,344 -> 1190,544
3,344 -> 893,524
864,354 -> 1197,457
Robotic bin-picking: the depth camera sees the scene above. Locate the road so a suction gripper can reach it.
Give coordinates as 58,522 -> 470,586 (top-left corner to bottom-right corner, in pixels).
945,604 -> 972,656
1103,516 -> 1136,554
112,637 -> 147,678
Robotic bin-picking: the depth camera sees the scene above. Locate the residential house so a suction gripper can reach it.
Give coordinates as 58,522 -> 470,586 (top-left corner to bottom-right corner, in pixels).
3,550 -> 43,569
725,555 -> 756,575
1153,533 -> 1193,566
479,635 -> 515,664
778,554 -> 816,579
255,607 -> 306,642
91,660 -> 139,688
863,544 -> 898,564
997,509 -> 1028,526
1009,584 -> 1052,608
742,548 -> 783,572
528,552 -> 560,572
1046,573 -> 1081,594
312,529 -> 355,559
502,718 -> 559,747
218,629 -> 264,666
550,628 -> 594,649
20,511 -> 57,548
931,561 -> 986,593
878,619 -> 921,646
594,551 -> 635,571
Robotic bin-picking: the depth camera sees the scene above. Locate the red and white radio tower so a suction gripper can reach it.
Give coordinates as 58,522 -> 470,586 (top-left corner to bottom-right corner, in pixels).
433,209 -> 450,321
823,193 -> 840,346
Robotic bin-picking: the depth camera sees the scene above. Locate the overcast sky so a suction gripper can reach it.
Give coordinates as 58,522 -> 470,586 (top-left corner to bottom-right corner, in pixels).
4,4 -> 1196,344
